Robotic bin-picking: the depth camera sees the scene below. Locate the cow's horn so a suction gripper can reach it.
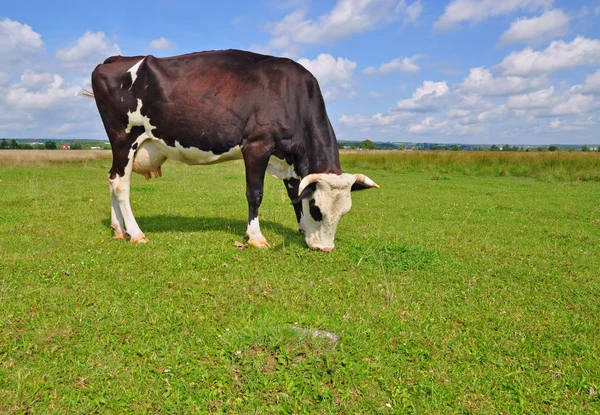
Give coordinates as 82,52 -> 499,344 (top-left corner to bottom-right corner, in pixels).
298,174 -> 322,196
355,173 -> 380,188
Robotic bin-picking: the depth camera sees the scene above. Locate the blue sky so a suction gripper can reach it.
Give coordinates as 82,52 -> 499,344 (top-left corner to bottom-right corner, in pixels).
1,0 -> 600,144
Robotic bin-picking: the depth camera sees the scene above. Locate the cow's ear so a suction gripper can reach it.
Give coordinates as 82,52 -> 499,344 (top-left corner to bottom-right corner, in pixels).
293,183 -> 316,204
351,182 -> 374,192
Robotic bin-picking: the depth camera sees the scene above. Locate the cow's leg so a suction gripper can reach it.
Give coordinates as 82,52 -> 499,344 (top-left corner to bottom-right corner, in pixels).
108,131 -> 149,243
283,178 -> 306,234
243,145 -> 271,248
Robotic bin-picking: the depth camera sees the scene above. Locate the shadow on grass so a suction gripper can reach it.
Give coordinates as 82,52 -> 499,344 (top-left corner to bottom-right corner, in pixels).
101,215 -> 305,248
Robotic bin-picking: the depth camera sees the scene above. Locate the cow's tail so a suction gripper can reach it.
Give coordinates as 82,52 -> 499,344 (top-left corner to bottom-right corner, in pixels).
80,85 -> 94,98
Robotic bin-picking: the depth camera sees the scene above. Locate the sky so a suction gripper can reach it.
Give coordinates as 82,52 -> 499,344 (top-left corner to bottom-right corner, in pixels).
1,0 -> 600,145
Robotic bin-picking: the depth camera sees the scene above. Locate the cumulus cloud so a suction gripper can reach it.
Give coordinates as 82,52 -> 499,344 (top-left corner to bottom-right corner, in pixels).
404,0 -> 423,24
507,87 -> 596,116
297,54 -> 356,86
579,71 -> 600,94
499,9 -> 569,46
497,36 -> 600,77
396,81 -> 450,112
266,0 -> 421,52
297,54 -> 357,102
5,74 -> 81,110
435,0 -> 553,31
339,112 -> 404,127
56,31 -> 121,74
548,117 -> 597,132
0,18 -> 44,80
458,67 -> 548,96
363,55 -> 422,75
148,37 -> 173,50
409,117 -> 448,133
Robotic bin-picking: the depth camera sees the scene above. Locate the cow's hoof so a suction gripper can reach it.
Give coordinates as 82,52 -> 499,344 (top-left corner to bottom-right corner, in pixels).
113,233 -> 126,240
248,237 -> 270,248
130,236 -> 149,244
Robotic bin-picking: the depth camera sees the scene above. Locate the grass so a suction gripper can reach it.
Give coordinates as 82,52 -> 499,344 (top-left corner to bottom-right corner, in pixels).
1,151 -> 599,413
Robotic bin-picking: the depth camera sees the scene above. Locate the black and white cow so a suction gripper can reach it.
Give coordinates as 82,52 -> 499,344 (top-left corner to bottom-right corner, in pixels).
90,49 -> 378,251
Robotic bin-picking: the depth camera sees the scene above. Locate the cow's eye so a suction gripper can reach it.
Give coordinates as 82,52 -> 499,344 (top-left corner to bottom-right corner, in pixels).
309,199 -> 323,222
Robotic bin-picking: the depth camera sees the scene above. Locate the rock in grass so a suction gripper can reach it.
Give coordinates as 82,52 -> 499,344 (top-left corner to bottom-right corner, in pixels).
291,325 -> 339,343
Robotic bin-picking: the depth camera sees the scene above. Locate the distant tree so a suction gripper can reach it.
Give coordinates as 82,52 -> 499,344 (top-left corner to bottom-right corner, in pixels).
44,140 -> 57,150
21,143 -> 33,149
72,141 -> 83,150
548,146 -> 558,152
581,144 -> 590,152
359,139 -> 376,150
10,139 -> 18,149
490,145 -> 500,151
0,138 -> 7,149
349,144 -> 356,150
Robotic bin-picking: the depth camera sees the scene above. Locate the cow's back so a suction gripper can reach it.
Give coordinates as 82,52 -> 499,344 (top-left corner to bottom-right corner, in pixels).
91,50 -> 318,155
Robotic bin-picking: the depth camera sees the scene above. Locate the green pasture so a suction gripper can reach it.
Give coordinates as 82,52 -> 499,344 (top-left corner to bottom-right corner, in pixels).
0,152 -> 599,413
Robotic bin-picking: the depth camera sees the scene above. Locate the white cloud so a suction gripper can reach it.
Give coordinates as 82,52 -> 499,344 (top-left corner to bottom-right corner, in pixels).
5,74 -> 81,110
20,70 -> 55,89
266,0 -> 419,52
363,55 -> 422,75
507,87 -> 556,109
339,112 -> 403,127
409,117 -> 448,133
369,90 -> 382,99
0,18 -> 43,60
0,18 -> 44,80
477,105 -> 510,122
404,0 -> 423,24
297,54 -> 356,86
499,9 -> 569,46
56,31 -> 121,74
507,87 -> 596,116
435,0 -> 553,31
497,36 -> 600,77
458,67 -> 548,96
396,81 -> 450,112
149,37 -> 173,50
297,54 -> 357,102
580,71 -> 600,94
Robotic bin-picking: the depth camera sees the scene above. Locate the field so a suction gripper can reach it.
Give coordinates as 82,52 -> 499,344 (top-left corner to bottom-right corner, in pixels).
1,150 -> 599,413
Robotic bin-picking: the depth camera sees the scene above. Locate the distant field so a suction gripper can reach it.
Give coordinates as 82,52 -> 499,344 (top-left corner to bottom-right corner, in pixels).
0,149 -> 111,167
1,151 -> 599,413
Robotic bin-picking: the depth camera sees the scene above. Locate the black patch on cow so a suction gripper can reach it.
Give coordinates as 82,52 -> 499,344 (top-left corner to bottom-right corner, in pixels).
293,183 -> 317,204
309,199 -> 323,222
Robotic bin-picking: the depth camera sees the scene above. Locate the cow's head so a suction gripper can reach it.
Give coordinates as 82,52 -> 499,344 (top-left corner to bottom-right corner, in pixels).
297,173 -> 379,251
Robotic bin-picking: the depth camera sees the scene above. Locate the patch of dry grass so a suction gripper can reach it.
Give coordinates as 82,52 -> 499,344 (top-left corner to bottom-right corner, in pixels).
0,150 -> 112,167
340,150 -> 600,181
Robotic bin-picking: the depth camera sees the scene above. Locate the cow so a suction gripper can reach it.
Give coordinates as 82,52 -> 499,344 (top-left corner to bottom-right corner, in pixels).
89,49 -> 379,251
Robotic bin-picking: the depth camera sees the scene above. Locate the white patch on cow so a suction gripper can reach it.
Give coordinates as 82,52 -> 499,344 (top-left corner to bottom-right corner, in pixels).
246,217 -> 263,240
127,58 -> 145,89
267,156 -> 299,180
126,99 -> 156,134
156,140 -> 242,165
301,173 -> 356,251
